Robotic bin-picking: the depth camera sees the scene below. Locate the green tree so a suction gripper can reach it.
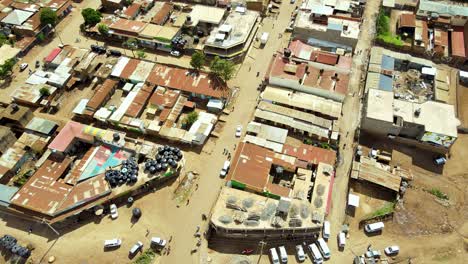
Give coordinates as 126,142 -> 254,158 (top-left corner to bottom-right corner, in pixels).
0,58 -> 16,79
37,32 -> 45,42
97,23 -> 109,35
183,111 -> 198,128
123,38 -> 138,56
81,8 -> 102,26
190,51 -> 205,71
209,56 -> 235,82
40,7 -> 57,26
39,87 -> 50,97
136,50 -> 146,59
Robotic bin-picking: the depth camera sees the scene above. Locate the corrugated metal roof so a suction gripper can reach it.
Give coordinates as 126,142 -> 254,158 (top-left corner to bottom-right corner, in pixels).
0,184 -> 19,207
419,0 -> 468,17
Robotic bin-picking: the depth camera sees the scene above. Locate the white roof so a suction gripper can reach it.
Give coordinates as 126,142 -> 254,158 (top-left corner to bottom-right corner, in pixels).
219,24 -> 232,33
215,33 -> 225,41
460,71 -> 468,78
235,6 -> 246,14
207,99 -> 224,110
73,99 -> 89,114
111,56 -> 130,77
422,67 -> 436,76
190,5 -> 225,25
1,9 -> 33,26
123,82 -> 134,92
94,107 -> 113,121
348,193 -> 360,207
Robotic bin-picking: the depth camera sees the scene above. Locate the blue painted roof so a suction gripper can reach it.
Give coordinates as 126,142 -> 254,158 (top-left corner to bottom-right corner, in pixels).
419,0 -> 468,17
328,23 -> 343,31
378,74 -> 393,92
307,38 -> 353,52
381,55 -> 395,71
0,184 -> 19,207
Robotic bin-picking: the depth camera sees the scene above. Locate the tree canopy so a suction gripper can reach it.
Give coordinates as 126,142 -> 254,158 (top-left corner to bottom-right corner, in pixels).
97,23 -> 109,35
81,8 -> 102,26
0,58 -> 16,79
40,7 -> 57,26
183,111 -> 198,128
39,87 -> 51,97
209,56 -> 235,82
190,51 -> 205,71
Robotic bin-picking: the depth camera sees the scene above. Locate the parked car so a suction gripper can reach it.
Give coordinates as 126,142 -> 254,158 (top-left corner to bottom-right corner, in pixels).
365,250 -> 381,258
322,221 -> 330,239
19,63 -> 28,71
220,160 -> 230,177
150,237 -> 167,249
278,246 -> 287,263
433,156 -> 446,165
129,241 -> 143,255
290,0 -> 296,3
104,238 -> 122,249
384,245 -> 399,255
91,44 -> 106,54
170,50 -> 181,57
338,232 -> 346,248
110,204 -> 118,219
235,125 -> 242,137
108,49 -> 122,57
364,222 -> 384,233
295,244 -> 305,262
269,248 -> 280,264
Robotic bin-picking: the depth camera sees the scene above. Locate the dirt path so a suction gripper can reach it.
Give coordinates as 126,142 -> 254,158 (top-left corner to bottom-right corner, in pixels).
327,0 -> 382,254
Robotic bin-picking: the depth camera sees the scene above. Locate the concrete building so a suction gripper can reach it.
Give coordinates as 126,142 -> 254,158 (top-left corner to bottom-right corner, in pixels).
266,52 -> 350,102
204,8 -> 259,59
361,47 -> 460,152
416,0 -> 468,26
292,0 -> 362,50
0,104 -> 33,131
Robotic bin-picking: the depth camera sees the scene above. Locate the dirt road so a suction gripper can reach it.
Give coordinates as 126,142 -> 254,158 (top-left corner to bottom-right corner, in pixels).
327,0 -> 382,253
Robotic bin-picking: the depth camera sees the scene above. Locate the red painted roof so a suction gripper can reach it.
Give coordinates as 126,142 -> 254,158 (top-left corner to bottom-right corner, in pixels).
48,121 -> 94,152
451,27 -> 466,58
310,51 -> 339,65
282,144 -> 336,165
151,2 -> 173,25
268,53 -> 307,81
44,48 -> 62,63
146,65 -> 229,99
123,3 -> 141,18
303,66 -> 349,95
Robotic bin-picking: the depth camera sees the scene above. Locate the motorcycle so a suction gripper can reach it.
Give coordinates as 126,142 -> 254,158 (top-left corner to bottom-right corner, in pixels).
242,249 -> 254,255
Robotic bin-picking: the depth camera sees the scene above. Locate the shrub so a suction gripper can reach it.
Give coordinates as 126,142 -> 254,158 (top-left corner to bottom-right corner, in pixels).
427,188 -> 449,200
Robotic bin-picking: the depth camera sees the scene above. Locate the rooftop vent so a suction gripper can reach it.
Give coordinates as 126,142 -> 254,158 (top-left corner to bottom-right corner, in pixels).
414,108 -> 421,117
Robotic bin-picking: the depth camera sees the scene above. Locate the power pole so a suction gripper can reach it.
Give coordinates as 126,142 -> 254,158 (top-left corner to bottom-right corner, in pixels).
256,240 -> 267,264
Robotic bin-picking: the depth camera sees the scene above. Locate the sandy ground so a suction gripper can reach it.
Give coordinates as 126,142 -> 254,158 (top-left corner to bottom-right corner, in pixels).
457,79 -> 468,128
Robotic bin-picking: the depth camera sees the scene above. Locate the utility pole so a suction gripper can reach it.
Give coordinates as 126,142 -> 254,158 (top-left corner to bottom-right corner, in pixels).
42,218 -> 60,236
256,240 -> 267,264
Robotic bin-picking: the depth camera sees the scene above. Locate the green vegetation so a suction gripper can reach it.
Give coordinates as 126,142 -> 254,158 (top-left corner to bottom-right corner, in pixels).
39,87 -> 51,97
183,111 -> 198,128
40,7 -> 57,26
124,38 -> 138,56
97,23 -> 109,35
81,8 -> 102,26
153,36 -> 171,43
427,188 -> 449,200
14,170 -> 34,187
0,58 -> 16,79
209,56 -> 236,82
367,202 -> 395,219
320,142 -> 331,150
376,10 -> 403,47
0,34 -> 13,47
37,32 -> 45,42
133,248 -> 156,264
190,51 -> 205,71
136,50 -> 147,59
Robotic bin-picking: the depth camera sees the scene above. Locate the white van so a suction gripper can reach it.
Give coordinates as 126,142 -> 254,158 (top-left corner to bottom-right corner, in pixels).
364,222 -> 384,233
295,245 -> 306,262
308,244 -> 323,264
338,232 -> 346,248
278,246 -> 288,263
129,241 -> 143,255
220,160 -> 230,177
104,238 -> 121,248
322,221 -> 330,239
270,248 -> 280,264
316,238 -> 330,259
260,32 -> 269,45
